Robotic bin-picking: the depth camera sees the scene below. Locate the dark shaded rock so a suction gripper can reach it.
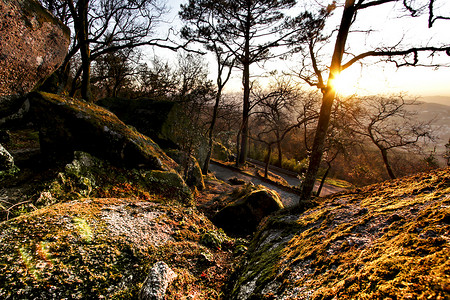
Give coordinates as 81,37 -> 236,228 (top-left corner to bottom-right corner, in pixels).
229,177 -> 247,185
29,92 -> 178,171
140,169 -> 194,205
97,97 -> 177,148
213,184 -> 284,236
0,144 -> 14,171
139,261 -> 177,300
166,149 -> 205,190
0,0 -> 69,119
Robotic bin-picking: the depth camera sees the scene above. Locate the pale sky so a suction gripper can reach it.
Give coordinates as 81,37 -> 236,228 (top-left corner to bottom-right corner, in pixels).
155,0 -> 450,103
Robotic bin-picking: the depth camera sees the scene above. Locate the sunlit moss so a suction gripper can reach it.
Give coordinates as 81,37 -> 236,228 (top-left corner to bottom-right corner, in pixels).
229,168 -> 450,299
73,217 -> 93,243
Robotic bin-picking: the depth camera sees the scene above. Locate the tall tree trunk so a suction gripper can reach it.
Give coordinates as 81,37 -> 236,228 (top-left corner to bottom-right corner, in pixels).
276,139 -> 282,168
235,126 -> 241,166
380,148 -> 396,179
202,88 -> 222,174
238,8 -> 252,166
300,0 -> 355,201
264,144 -> 272,179
317,161 -> 331,197
300,89 -> 335,199
78,0 -> 91,101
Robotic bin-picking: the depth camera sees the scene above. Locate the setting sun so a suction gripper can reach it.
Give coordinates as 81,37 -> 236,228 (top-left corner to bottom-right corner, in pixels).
330,71 -> 358,96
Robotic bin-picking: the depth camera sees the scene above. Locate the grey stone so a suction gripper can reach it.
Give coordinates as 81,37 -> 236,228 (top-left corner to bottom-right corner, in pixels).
0,144 -> 14,171
139,261 -> 177,300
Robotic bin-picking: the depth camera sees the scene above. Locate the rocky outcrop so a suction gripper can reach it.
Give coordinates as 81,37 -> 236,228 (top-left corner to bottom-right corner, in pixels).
0,0 -> 69,119
229,168 -> 450,299
29,92 -> 178,171
212,141 -> 234,162
46,151 -> 193,205
213,184 -> 284,236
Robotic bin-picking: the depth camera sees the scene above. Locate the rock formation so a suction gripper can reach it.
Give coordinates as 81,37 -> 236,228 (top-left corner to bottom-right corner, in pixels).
0,0 -> 69,119
29,92 -> 178,171
0,0 -> 69,173
97,97 -> 177,148
166,149 -> 205,191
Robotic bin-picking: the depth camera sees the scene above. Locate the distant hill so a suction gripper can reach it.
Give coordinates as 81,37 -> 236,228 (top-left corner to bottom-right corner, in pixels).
420,95 -> 450,106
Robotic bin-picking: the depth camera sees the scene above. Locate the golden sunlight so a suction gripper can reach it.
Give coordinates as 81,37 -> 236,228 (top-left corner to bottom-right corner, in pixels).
330,71 -> 358,96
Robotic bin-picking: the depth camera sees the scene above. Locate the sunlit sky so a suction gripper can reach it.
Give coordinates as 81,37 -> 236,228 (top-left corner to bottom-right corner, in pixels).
154,0 -> 450,104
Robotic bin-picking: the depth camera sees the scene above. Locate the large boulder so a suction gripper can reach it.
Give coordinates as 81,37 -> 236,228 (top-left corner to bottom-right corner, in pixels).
212,141 -> 234,162
29,92 -> 178,171
97,97 -> 177,148
0,0 -> 69,120
213,184 -> 284,236
229,168 -> 450,299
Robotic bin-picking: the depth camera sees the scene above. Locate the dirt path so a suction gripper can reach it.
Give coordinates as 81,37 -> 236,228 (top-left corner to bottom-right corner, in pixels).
208,162 -> 344,208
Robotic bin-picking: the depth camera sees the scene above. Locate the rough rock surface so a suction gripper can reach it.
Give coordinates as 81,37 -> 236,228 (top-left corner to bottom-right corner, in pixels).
0,0 -> 69,118
29,92 -> 178,171
213,184 -> 284,235
229,168 -> 450,299
139,261 -> 177,300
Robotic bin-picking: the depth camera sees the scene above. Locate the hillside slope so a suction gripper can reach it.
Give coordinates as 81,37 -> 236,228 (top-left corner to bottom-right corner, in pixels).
230,167 -> 450,299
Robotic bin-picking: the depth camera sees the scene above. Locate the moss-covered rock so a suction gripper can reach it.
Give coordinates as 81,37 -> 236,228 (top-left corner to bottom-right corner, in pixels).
213,184 -> 284,236
229,168 -> 450,299
0,198 -> 236,299
141,170 -> 193,206
29,92 -> 178,171
166,149 -> 205,191
212,141 -> 234,162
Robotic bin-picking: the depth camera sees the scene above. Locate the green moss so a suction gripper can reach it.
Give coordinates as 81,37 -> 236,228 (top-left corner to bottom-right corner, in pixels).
0,165 -> 20,180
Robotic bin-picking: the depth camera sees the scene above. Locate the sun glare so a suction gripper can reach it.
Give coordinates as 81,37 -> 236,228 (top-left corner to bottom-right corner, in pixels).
330,71 -> 358,96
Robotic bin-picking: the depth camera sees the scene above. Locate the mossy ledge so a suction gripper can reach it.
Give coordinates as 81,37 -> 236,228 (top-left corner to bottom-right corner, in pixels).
229,167 -> 450,299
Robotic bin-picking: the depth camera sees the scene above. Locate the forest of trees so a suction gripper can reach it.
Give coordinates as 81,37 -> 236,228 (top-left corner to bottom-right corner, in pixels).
38,0 -> 450,199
